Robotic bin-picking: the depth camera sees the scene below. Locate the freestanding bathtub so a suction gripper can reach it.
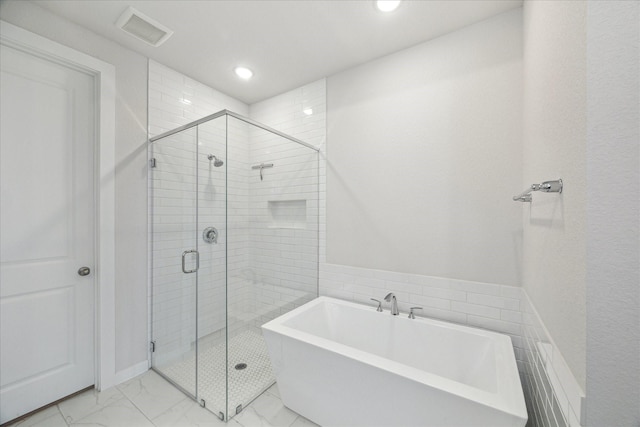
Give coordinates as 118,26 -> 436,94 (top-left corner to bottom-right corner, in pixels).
262,296 -> 527,427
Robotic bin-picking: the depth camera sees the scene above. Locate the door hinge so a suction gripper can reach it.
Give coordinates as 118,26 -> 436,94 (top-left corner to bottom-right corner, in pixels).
150,341 -> 156,353
236,404 -> 243,415
149,158 -> 156,168
199,399 -> 206,408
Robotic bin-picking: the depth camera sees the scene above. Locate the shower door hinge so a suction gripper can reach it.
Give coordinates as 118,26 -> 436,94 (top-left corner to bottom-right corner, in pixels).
236,404 -> 243,415
150,341 -> 156,353
149,158 -> 156,168
199,399 -> 206,408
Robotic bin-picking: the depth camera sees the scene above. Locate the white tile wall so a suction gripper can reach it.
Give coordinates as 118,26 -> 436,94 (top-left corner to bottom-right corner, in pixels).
147,61 -> 583,427
521,293 -> 585,427
248,79 -> 325,326
319,263 -> 525,355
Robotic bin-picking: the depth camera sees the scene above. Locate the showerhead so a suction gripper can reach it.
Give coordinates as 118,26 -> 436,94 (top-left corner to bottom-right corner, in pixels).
207,154 -> 224,167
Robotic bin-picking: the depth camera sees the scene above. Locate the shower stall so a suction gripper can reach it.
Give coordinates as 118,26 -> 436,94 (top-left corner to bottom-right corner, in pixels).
148,110 -> 319,421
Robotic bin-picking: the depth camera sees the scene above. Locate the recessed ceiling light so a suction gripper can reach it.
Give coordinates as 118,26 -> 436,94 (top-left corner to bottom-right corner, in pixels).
234,66 -> 253,80
376,0 -> 401,12
303,108 -> 313,116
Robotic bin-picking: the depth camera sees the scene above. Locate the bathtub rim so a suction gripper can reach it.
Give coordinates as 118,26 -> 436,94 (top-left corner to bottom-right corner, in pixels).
262,296 -> 527,421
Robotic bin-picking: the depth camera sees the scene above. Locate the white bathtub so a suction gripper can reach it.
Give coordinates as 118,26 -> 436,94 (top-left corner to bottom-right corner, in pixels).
262,296 -> 527,427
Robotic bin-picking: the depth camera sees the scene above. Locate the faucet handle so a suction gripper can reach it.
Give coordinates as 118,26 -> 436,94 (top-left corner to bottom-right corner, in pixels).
408,307 -> 423,319
370,298 -> 383,312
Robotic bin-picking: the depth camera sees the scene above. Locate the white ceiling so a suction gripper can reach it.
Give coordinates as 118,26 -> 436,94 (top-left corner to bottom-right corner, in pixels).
34,0 -> 522,104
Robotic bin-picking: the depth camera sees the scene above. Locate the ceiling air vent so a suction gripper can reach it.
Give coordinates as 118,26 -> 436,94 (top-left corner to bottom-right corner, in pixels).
115,7 -> 173,47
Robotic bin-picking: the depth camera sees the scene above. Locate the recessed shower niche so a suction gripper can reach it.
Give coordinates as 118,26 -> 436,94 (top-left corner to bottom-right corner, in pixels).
268,199 -> 307,229
149,110 -> 319,421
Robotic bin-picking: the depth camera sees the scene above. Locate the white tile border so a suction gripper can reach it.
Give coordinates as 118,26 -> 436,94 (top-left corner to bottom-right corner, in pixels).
522,291 -> 585,427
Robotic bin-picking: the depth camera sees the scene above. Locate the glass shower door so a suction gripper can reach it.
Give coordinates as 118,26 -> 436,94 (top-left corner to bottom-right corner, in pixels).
150,127 -> 198,399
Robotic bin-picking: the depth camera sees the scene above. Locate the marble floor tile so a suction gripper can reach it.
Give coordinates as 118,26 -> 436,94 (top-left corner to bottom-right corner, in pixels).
8,406 -> 67,427
290,415 -> 320,427
58,386 -> 125,424
7,373 -> 313,427
69,397 -> 154,427
232,391 -> 298,427
151,398 -> 226,427
117,370 -> 189,420
265,383 -> 280,399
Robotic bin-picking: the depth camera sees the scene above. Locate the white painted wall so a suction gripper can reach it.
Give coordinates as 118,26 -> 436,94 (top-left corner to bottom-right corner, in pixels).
585,1 -> 639,425
0,1 -> 149,374
326,9 -> 523,286
522,0 -> 587,391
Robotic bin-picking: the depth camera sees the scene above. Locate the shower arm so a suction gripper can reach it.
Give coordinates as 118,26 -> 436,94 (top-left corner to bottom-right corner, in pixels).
513,179 -> 563,202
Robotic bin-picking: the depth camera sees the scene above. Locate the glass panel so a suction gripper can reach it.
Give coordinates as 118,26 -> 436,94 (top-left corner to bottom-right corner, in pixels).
151,127 -> 198,398
225,116 -> 319,419
196,116 -> 228,418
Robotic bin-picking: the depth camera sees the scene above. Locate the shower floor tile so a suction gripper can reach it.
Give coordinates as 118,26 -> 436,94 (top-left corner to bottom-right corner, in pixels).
161,328 -> 275,419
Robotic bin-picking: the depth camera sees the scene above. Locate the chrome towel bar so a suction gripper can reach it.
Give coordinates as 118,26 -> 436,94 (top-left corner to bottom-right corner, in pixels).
513,179 -> 563,202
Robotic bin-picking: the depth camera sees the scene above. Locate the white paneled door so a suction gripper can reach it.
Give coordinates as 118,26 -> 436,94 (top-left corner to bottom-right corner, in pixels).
0,42 -> 96,423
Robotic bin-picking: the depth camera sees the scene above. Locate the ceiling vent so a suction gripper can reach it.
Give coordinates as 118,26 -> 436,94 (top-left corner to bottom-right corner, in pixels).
115,7 -> 173,47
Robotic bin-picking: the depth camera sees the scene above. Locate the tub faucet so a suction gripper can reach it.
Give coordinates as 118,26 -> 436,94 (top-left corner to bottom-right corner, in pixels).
384,293 -> 399,316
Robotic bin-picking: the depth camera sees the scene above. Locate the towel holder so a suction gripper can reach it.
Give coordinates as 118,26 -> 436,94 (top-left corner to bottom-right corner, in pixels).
513,179 -> 563,202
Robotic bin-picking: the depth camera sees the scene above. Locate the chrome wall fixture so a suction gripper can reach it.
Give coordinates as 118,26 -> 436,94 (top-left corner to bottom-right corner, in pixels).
513,179 -> 563,202
203,226 -> 218,244
252,163 -> 274,181
207,154 -> 224,167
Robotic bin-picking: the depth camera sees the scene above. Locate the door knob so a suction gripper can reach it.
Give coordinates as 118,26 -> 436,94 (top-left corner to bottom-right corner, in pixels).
78,267 -> 91,276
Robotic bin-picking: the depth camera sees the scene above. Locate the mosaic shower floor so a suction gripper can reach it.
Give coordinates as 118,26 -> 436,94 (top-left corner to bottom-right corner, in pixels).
160,328 -> 275,419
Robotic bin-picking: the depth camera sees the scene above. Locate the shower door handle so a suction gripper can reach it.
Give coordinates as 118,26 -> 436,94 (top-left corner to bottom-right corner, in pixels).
182,250 -> 199,274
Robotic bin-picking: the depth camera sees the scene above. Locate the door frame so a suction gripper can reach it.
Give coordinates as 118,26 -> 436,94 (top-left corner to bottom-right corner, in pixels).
0,21 -> 117,391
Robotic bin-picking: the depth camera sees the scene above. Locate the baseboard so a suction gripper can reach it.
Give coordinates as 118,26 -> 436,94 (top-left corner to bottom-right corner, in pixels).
113,360 -> 149,386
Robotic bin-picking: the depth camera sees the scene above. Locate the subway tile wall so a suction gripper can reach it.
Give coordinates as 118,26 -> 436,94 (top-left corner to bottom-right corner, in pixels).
248,80 -> 326,326
521,293 -> 585,427
148,62 -> 583,427
319,263 -> 526,364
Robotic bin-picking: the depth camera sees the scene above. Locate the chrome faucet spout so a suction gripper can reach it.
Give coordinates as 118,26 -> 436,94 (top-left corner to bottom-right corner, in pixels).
384,292 -> 399,316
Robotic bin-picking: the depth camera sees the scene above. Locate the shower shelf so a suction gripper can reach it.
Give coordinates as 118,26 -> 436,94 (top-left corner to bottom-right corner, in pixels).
268,199 -> 307,229
513,179 -> 563,202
